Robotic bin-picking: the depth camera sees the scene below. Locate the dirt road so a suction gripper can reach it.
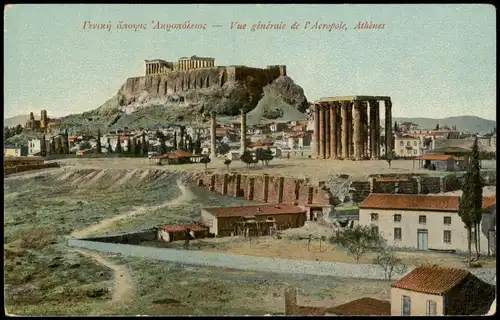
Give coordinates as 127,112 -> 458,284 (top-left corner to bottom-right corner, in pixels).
69,179 -> 192,314
70,179 -> 193,238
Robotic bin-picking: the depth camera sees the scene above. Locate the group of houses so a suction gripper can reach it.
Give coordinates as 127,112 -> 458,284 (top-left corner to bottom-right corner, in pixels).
285,266 -> 496,316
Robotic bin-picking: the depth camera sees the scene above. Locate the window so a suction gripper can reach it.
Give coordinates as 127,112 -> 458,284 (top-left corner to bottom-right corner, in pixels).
394,214 -> 402,222
371,213 -> 379,221
205,219 -> 213,227
413,150 -> 418,155
419,215 -> 427,224
426,300 -> 437,316
443,230 -> 451,243
443,216 -> 451,225
371,226 -> 379,235
394,228 -> 402,240
413,141 -> 417,146
400,141 -> 404,146
402,296 -> 411,316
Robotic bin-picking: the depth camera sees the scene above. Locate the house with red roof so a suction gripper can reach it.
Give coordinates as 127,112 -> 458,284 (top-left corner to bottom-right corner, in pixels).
391,265 -> 495,315
201,203 -> 307,237
359,194 -> 496,255
157,222 -> 209,242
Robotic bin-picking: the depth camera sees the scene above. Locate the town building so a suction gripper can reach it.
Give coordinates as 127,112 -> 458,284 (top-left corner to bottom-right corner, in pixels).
27,137 -> 51,156
4,144 -> 22,157
359,194 -> 496,255
287,132 -> 312,149
157,222 -> 209,242
25,110 -> 51,133
200,203 -> 307,237
391,266 -> 496,315
269,122 -> 288,133
394,135 -> 423,158
413,154 -> 463,171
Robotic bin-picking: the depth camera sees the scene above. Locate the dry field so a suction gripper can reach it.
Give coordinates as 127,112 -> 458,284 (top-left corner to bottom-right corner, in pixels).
178,236 -> 496,269
54,157 -> 457,182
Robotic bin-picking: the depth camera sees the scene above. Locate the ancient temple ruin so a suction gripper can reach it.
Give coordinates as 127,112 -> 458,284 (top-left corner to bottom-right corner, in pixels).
313,96 -> 393,160
145,55 -> 216,75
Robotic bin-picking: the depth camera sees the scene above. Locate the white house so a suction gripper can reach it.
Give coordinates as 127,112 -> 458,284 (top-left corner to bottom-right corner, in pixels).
358,194 -> 496,255
394,135 -> 423,158
27,138 -> 50,156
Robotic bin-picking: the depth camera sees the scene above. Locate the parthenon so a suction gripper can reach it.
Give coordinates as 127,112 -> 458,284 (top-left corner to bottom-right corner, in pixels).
312,96 -> 392,160
145,55 -> 216,75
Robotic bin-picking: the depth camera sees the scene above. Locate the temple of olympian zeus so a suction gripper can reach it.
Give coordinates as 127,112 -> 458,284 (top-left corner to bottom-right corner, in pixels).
312,96 -> 393,161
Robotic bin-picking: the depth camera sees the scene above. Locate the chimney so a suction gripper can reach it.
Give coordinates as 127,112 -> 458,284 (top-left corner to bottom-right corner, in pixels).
284,287 -> 297,315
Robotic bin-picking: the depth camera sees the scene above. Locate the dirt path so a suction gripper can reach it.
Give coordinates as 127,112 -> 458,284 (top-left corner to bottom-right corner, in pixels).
70,179 -> 193,238
69,179 -> 192,314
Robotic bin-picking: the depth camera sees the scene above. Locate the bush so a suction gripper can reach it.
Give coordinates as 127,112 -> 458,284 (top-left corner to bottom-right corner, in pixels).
19,228 -> 57,250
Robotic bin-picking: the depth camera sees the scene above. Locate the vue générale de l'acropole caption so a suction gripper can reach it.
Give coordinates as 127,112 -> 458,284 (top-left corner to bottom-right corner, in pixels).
82,20 -> 386,32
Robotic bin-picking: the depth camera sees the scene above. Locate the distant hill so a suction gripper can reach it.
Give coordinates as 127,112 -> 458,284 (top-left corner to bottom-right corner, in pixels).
390,116 -> 496,134
4,114 -> 39,127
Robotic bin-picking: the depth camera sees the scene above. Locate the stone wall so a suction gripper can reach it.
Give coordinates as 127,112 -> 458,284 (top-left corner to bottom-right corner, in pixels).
189,172 -> 332,205
77,229 -> 157,244
123,65 -> 284,99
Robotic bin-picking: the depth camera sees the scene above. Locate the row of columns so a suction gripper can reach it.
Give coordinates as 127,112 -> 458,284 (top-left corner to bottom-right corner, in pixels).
178,59 -> 215,71
313,100 -> 392,160
146,63 -> 163,75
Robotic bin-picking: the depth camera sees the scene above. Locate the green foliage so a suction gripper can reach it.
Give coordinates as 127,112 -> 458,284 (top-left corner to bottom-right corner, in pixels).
115,136 -> 122,153
200,156 -> 211,171
240,150 -> 254,168
141,132 -> 147,155
79,141 -> 92,151
331,225 -> 384,263
223,158 -> 232,170
373,246 -> 407,280
96,129 -> 102,154
216,143 -> 231,156
173,131 -> 178,151
458,137 -> 484,264
255,148 -> 274,165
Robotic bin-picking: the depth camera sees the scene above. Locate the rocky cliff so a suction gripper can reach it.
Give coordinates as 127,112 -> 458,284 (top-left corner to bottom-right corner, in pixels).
59,71 -> 308,132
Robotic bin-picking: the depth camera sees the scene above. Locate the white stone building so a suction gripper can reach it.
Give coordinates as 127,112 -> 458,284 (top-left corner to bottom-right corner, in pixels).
359,194 -> 496,255
394,135 -> 423,158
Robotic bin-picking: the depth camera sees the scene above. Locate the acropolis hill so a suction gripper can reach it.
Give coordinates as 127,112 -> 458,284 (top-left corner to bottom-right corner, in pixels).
58,55 -> 308,131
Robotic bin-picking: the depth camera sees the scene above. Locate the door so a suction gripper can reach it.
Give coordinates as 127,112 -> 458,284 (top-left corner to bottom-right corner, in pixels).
417,229 -> 428,250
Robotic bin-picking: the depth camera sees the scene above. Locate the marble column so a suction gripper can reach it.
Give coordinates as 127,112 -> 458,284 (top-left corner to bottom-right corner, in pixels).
335,103 -> 342,158
329,103 -> 337,159
314,105 -> 320,158
385,100 -> 393,158
240,109 -> 247,155
347,102 -> 353,159
319,104 -> 325,159
324,105 -> 330,159
369,100 -> 377,160
210,112 -> 217,159
353,100 -> 362,161
375,102 -> 381,158
362,102 -> 369,159
341,101 -> 349,159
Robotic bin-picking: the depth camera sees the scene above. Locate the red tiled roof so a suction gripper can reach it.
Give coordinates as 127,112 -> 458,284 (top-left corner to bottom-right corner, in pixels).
325,297 -> 391,316
153,151 -> 201,159
391,266 -> 471,295
359,194 -> 496,212
415,154 -> 455,161
203,203 -> 305,218
248,140 -> 274,148
161,222 -> 208,233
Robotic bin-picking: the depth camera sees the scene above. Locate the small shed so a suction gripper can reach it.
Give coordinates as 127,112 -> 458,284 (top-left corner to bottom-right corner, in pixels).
414,154 -> 457,171
157,222 -> 209,242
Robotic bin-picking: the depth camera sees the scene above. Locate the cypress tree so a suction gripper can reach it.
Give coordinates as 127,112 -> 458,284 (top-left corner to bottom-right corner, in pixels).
96,129 -> 102,154
115,135 -> 122,153
40,135 -> 47,157
173,131 -> 178,151
141,132 -> 147,155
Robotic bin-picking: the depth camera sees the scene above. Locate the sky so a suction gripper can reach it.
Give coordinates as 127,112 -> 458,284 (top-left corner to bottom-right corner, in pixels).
4,4 -> 497,120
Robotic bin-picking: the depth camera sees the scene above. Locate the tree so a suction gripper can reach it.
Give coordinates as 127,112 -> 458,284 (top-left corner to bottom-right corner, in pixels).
216,142 -> 231,156
223,158 -> 232,170
50,137 -> 56,154
193,137 -> 202,154
157,131 -> 167,155
79,141 -> 92,150
331,225 -> 384,263
15,124 -> 23,135
435,123 -> 440,130
394,121 -> 399,133
115,136 -> 122,153
135,139 -> 142,156
107,138 -> 112,153
261,149 -> 274,166
141,132 -> 147,155
423,137 -> 433,149
458,137 -> 484,264
58,137 -> 65,154
64,129 -> 70,154
129,138 -> 136,155
173,131 -> 178,151
200,155 -> 211,171
386,150 -> 393,168
96,129 -> 102,154
240,150 -> 254,168
373,246 -> 407,280
40,135 -> 47,157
